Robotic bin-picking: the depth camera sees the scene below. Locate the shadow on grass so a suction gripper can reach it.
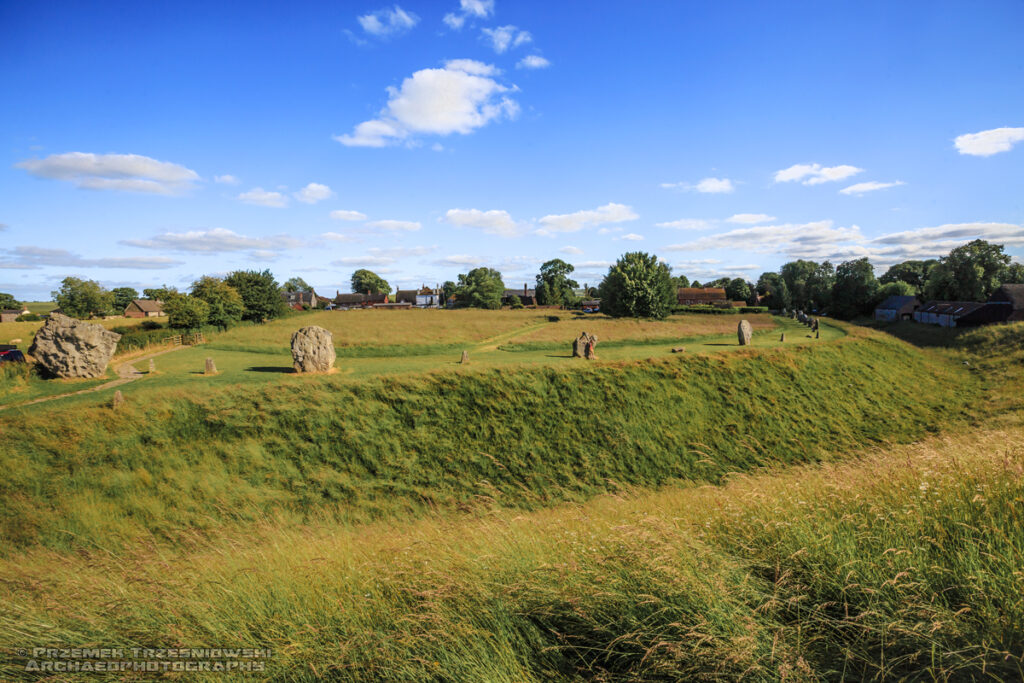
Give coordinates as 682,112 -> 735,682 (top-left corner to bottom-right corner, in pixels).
247,366 -> 295,374
861,320 -> 969,349
702,343 -> 737,347
545,354 -> 574,358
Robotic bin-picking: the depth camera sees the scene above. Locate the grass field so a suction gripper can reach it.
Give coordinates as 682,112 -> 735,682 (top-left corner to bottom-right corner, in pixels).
2,312 -> 1022,680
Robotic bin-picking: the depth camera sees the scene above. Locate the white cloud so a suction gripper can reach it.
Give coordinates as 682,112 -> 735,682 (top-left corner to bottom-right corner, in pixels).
538,202 -> 638,234
121,228 -> 302,253
954,127 -> 1024,156
726,213 -> 775,224
773,163 -> 862,185
665,220 -> 864,254
331,256 -> 396,267
335,59 -> 518,147
214,174 -> 240,185
660,177 -> 735,194
434,254 -> 488,267
444,208 -> 521,237
482,25 -> 531,53
560,246 -> 584,255
443,0 -> 494,29
330,209 -> 367,221
16,152 -> 199,194
575,260 -> 613,268
368,245 -> 437,258
365,219 -> 421,231
321,232 -> 359,243
655,218 -> 714,230
358,5 -> 419,37
237,187 -> 289,208
293,182 -> 335,204
596,227 -> 622,235
0,246 -> 181,270
517,55 -> 550,69
871,222 -> 1024,247
618,233 -> 644,241
839,180 -> 905,196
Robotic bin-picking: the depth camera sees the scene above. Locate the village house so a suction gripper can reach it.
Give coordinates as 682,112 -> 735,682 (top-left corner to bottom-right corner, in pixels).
677,287 -> 730,307
502,284 -> 537,307
873,295 -> 919,322
0,309 -> 23,323
281,290 -> 321,310
124,299 -> 165,318
394,286 -> 443,308
332,292 -> 388,309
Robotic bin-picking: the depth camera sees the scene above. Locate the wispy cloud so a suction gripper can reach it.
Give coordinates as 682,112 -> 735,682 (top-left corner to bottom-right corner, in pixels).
773,163 -> 862,185
121,227 -> 302,253
537,202 -> 638,234
839,180 -> 904,196
560,246 -> 584,255
237,187 -> 288,208
660,177 -> 735,194
655,218 -> 714,230
482,25 -> 531,53
517,55 -> 550,69
618,233 -> 644,241
358,5 -> 419,37
443,0 -> 494,30
330,209 -> 367,221
365,219 -> 421,231
726,213 -> 775,224
16,152 -> 199,194
214,174 -> 240,185
0,246 -> 181,270
444,208 -> 522,237
335,59 -> 518,147
954,127 -> 1024,156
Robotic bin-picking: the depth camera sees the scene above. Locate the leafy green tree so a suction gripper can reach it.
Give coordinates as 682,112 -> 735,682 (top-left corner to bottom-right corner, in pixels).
350,269 -> 391,295
871,280 -> 915,308
690,280 -> 701,288
224,269 -> 287,322
535,258 -> 580,306
143,286 -> 179,302
674,274 -> 690,288
756,272 -> 791,310
830,258 -> 879,319
164,295 -> 210,329
282,276 -> 312,292
880,259 -> 937,295
724,278 -> 753,303
0,293 -> 21,310
924,240 -> 1011,302
780,260 -> 820,311
190,276 -> 244,329
455,268 -> 505,309
111,287 -> 139,312
806,261 -> 835,311
441,281 -> 457,305
598,252 -> 675,319
51,277 -> 114,319
1004,262 -> 1024,284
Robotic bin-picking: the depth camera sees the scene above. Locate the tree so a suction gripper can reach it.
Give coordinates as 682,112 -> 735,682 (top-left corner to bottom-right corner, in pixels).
111,287 -> 139,313
598,252 -> 676,319
690,280 -> 701,288
924,240 -> 1011,302
806,261 -> 835,312
724,278 -> 753,303
350,269 -> 391,295
164,295 -> 210,329
51,277 -> 113,319
0,293 -> 21,310
282,276 -> 312,292
535,259 -> 579,306
1004,262 -> 1024,284
224,269 -> 287,322
830,258 -> 879,320
190,276 -> 244,329
871,280 -> 915,309
780,260 -> 820,311
143,286 -> 179,302
880,260 -> 936,295
441,280 -> 457,305
455,268 -> 505,309
674,274 -> 690,288
756,272 -> 791,310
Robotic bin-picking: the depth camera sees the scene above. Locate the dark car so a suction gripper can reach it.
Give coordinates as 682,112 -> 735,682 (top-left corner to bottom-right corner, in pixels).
0,349 -> 26,363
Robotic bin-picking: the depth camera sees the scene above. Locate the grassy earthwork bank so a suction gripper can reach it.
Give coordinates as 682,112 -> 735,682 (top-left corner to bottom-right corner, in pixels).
1,313 -> 1023,680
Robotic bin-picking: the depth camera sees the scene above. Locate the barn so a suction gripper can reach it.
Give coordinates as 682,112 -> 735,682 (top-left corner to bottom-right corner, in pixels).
124,299 -> 165,318
873,295 -> 919,322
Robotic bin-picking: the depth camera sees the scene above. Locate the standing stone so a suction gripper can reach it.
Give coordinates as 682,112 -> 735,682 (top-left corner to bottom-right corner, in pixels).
148,358 -> 156,373
28,313 -> 121,379
572,332 -> 588,358
205,358 -> 217,375
112,390 -> 124,410
584,338 -> 597,360
738,319 -> 753,346
815,329 -> 820,339
460,350 -> 469,364
290,326 -> 336,373
671,346 -> 686,353
780,332 -> 785,342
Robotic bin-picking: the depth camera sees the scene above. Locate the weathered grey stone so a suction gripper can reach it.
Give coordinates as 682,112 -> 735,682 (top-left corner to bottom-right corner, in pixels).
572,332 -> 597,358
738,319 -> 753,346
460,350 -> 469,364
28,313 -> 120,379
291,326 -> 335,373
584,336 -> 598,360
671,346 -> 686,353
205,357 -> 217,375
112,390 -> 124,410
148,358 -> 156,373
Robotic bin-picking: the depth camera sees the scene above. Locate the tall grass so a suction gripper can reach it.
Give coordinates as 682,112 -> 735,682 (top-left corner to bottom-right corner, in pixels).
3,425 -> 1021,680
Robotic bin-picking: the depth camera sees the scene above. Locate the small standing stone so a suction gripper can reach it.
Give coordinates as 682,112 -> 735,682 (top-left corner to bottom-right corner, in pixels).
815,329 -> 820,339
148,358 -> 156,373
737,319 -> 753,346
205,357 -> 217,375
112,390 -> 124,410
780,332 -> 785,342
460,350 -> 469,364
584,339 -> 597,360
671,346 -> 686,353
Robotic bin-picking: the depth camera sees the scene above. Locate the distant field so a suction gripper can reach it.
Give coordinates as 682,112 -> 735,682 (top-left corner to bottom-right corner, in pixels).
507,312 -> 776,344
210,308 -> 555,351
21,301 -> 54,314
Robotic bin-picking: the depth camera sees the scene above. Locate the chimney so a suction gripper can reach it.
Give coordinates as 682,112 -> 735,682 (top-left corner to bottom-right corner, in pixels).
524,283 -> 527,296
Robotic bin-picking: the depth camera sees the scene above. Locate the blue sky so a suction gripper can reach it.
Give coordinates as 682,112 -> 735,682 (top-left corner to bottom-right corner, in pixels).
1,0 -> 1022,299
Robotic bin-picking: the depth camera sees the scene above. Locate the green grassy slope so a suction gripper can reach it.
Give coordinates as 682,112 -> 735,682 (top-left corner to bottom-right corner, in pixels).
0,329 -> 978,554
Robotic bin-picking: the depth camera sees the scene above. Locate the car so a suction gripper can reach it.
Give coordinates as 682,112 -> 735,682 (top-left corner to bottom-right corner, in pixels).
0,348 -> 25,363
